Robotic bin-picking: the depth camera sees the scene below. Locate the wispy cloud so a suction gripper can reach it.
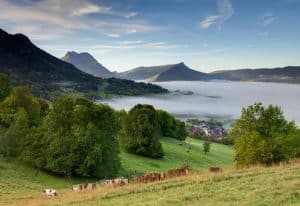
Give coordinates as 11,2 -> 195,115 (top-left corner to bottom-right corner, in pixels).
41,40 -> 183,55
200,0 -> 234,30
262,12 -> 278,26
0,0 -> 154,41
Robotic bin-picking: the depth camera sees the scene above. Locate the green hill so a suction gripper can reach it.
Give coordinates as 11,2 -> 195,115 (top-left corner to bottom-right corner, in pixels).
0,137 -> 234,205
119,137 -> 234,177
50,160 -> 300,206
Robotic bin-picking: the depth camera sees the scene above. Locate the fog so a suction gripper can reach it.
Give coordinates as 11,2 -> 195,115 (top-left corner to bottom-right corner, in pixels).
100,81 -> 300,125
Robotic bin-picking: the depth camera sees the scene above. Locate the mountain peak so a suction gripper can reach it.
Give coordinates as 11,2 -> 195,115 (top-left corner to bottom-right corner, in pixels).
62,51 -> 114,78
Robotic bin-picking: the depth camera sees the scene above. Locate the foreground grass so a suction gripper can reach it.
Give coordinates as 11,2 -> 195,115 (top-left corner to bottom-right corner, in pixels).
0,159 -> 96,206
23,160 -> 300,206
119,137 -> 234,177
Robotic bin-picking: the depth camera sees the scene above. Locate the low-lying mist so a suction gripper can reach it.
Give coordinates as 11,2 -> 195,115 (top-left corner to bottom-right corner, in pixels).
100,81 -> 300,125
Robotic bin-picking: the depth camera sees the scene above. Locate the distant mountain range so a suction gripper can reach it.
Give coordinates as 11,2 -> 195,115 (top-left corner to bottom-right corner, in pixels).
0,28 -> 167,98
208,67 -> 300,83
119,62 -> 208,82
120,63 -> 300,84
62,51 -> 116,78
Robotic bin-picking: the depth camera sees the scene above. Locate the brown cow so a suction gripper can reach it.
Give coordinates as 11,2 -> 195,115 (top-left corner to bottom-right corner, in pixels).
209,167 -> 223,173
167,167 -> 189,178
137,172 -> 165,183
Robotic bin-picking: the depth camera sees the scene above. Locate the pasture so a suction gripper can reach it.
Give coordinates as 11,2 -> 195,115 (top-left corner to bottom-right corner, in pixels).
119,137 -> 234,177
8,160 -> 300,206
0,137 -> 234,205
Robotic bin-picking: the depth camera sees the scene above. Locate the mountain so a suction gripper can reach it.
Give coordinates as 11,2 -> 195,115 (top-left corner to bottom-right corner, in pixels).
120,62 -> 208,81
0,28 -> 167,98
62,51 -> 115,78
121,62 -> 300,83
209,67 -> 300,83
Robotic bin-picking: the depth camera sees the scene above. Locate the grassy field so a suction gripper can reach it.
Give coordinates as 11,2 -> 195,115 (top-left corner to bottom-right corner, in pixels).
18,160 -> 300,206
119,137 -> 234,177
0,137 -> 234,205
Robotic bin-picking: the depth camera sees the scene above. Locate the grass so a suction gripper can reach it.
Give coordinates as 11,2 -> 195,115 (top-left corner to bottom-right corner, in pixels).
0,159 -> 96,206
21,160 -> 300,206
0,137 -> 234,205
119,137 -> 234,177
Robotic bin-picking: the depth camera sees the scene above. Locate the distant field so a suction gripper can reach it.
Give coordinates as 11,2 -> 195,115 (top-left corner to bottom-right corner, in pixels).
119,137 -> 234,177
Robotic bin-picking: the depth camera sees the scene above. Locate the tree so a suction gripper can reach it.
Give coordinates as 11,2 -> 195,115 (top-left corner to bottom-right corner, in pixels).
23,98 -> 121,178
0,73 -> 10,101
121,104 -> 163,158
0,87 -> 41,126
230,103 -> 300,167
157,109 -> 187,141
203,141 -> 211,154
0,108 -> 29,156
176,120 -> 187,141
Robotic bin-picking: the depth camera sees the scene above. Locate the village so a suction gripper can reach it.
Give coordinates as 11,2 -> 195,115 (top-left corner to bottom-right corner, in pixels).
186,119 -> 227,139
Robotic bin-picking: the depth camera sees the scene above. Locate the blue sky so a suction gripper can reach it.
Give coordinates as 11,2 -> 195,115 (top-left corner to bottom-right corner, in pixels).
0,0 -> 299,72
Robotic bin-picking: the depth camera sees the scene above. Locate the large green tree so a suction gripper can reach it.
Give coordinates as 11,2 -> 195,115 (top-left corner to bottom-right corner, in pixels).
230,103 -> 300,166
121,104 -> 163,158
21,98 -> 121,178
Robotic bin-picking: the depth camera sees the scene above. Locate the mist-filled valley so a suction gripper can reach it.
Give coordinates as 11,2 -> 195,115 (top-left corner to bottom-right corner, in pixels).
101,81 -> 300,125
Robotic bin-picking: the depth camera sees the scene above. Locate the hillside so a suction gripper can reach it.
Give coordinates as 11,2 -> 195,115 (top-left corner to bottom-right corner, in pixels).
209,66 -> 300,83
0,137 -> 233,205
62,51 -> 115,78
0,28 -> 167,98
119,63 -> 178,80
120,137 -> 233,177
2,159 -> 299,206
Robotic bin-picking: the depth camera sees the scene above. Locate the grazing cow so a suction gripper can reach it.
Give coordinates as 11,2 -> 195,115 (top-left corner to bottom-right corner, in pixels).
167,168 -> 189,178
72,184 -> 82,192
209,167 -> 223,173
102,177 -> 129,187
137,172 -> 165,183
43,189 -> 57,196
73,183 -> 99,192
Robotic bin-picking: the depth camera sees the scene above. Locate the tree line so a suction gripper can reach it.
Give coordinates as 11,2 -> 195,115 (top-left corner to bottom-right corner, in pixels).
0,73 -> 187,178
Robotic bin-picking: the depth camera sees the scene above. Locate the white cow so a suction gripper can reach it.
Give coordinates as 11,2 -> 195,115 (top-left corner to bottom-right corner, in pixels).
43,189 -> 57,196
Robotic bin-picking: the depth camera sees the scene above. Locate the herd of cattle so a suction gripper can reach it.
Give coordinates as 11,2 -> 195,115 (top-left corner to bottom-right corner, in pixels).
43,167 -> 222,196
71,167 -> 190,193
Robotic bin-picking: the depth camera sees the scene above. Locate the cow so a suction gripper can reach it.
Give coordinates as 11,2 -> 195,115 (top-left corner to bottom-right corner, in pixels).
72,184 -> 82,192
137,172 -> 165,183
209,167 -> 223,173
73,183 -> 99,192
102,177 -> 129,187
43,189 -> 57,196
167,167 -> 189,178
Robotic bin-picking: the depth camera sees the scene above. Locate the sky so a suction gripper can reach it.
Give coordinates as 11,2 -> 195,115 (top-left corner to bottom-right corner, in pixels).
0,0 -> 300,72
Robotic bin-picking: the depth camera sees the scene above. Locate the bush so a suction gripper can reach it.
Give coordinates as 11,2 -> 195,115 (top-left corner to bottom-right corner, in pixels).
203,141 -> 211,154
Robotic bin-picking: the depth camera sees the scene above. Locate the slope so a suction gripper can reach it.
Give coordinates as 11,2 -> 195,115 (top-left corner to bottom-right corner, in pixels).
0,28 -> 167,98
